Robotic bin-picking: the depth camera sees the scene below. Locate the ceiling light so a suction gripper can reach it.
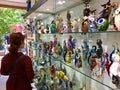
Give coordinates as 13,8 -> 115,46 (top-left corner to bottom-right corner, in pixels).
41,22 -> 44,25
57,1 -> 63,5
62,0 -> 66,3
38,14 -> 43,16
46,8 -> 50,11
57,0 -> 66,5
70,11 -> 73,13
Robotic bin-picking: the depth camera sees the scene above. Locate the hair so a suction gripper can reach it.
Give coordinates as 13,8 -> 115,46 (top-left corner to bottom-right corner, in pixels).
8,32 -> 25,54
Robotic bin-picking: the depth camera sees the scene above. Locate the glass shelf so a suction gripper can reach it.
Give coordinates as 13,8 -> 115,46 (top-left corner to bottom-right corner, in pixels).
33,31 -> 120,90
45,54 -> 115,90
38,30 -> 120,35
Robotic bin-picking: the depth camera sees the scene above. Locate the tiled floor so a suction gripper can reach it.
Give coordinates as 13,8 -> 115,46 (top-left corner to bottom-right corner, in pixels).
0,56 -> 8,90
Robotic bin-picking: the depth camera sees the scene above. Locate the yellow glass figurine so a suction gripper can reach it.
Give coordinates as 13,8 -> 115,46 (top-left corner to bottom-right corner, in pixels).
65,47 -> 73,64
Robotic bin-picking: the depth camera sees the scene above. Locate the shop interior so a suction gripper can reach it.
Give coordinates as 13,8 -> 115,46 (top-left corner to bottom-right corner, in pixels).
1,0 -> 120,90
24,0 -> 120,90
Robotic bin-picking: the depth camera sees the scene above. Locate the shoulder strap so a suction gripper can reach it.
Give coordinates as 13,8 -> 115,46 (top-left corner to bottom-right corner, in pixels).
8,55 -> 24,75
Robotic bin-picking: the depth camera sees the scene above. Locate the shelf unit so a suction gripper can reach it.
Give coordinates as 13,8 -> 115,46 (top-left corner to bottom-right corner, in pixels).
24,0 -> 120,90
36,31 -> 120,90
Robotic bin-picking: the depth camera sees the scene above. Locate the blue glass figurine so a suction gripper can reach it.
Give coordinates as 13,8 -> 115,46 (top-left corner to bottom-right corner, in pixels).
26,0 -> 31,11
74,48 -> 82,68
88,8 -> 98,32
88,45 -> 97,70
82,39 -> 89,61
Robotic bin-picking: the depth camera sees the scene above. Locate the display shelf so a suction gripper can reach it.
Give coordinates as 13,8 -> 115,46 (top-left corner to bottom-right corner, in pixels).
44,54 -> 115,90
37,31 -> 120,90
38,30 -> 120,34
24,0 -> 48,18
24,0 -> 120,89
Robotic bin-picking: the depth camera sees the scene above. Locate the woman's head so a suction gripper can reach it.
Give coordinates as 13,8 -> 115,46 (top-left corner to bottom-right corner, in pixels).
9,32 -> 25,54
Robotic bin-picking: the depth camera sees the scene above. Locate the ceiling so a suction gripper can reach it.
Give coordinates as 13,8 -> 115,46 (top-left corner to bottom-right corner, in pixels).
36,0 -> 83,13
0,0 -> 27,10
0,0 -> 90,19
26,0 -> 84,19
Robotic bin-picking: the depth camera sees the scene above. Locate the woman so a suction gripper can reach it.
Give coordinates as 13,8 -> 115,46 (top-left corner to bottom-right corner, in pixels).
0,32 -> 34,90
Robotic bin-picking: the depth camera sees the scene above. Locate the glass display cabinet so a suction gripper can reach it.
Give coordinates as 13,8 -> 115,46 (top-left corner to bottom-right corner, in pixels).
31,31 -> 120,90
24,0 -> 120,90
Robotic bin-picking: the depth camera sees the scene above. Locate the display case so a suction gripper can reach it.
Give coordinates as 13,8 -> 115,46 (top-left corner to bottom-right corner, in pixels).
32,31 -> 120,90
24,0 -> 120,90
